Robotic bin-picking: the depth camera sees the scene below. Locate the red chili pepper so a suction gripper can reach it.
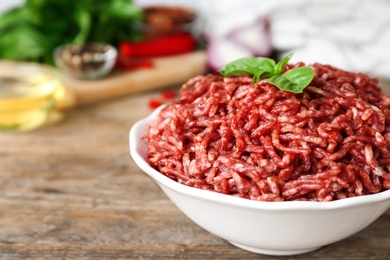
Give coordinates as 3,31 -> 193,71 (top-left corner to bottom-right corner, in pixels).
161,90 -> 177,99
119,33 -> 196,58
148,98 -> 163,109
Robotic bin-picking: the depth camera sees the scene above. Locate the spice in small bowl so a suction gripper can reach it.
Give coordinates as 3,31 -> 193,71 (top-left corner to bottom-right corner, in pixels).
54,43 -> 117,80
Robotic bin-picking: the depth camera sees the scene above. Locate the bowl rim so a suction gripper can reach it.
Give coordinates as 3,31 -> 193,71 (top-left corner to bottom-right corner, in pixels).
130,105 -> 390,211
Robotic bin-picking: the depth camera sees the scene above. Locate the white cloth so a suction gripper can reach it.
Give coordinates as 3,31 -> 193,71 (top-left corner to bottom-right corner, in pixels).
270,0 -> 390,80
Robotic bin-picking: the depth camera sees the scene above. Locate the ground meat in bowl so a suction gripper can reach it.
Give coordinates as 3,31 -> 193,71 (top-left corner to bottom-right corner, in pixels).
146,62 -> 390,202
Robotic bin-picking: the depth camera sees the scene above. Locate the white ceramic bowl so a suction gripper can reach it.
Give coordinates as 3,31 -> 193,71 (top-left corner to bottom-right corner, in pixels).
129,106 -> 390,256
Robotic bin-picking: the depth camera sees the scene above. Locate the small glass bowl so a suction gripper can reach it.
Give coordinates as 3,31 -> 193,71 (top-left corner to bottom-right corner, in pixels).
54,43 -> 118,80
0,61 -> 65,132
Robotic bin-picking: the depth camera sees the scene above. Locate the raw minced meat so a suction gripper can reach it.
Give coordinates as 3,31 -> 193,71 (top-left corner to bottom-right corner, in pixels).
146,62 -> 390,202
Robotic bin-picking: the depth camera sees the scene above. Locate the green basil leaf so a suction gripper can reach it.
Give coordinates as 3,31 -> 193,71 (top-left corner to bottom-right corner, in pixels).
282,66 -> 314,88
252,70 -> 276,84
219,53 -> 314,92
275,53 -> 293,75
267,75 -> 298,92
267,67 -> 314,93
219,57 -> 276,77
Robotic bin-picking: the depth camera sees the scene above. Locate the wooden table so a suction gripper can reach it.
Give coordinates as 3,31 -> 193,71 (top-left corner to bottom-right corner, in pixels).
1,87 -> 390,260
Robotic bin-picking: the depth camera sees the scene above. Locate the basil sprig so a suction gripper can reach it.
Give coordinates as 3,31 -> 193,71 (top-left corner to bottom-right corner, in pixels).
219,54 -> 314,93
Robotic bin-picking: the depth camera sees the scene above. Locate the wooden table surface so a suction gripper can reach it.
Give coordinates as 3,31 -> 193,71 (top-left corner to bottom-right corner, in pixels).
1,86 -> 390,260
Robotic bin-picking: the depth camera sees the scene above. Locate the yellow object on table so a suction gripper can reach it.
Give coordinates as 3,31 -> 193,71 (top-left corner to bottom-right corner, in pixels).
0,61 -> 65,132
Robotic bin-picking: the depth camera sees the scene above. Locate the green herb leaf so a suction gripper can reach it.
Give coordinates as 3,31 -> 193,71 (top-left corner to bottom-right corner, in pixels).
108,0 -> 143,19
252,70 -> 275,84
0,0 -> 142,65
73,9 -> 91,44
274,53 -> 292,75
282,67 -> 315,88
219,57 -> 276,78
0,23 -> 45,61
219,53 -> 314,93
0,7 -> 31,29
267,67 -> 314,93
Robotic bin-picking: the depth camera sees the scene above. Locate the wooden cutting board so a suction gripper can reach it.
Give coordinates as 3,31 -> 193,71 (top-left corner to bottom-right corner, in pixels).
61,51 -> 207,106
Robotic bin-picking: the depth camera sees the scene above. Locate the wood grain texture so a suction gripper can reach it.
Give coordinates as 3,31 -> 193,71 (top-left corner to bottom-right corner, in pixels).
62,51 -> 207,106
0,90 -> 389,260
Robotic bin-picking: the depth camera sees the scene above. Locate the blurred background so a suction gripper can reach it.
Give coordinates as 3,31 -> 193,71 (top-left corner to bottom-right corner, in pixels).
1,0 -> 390,131
146,0 -> 390,80
2,0 -> 390,77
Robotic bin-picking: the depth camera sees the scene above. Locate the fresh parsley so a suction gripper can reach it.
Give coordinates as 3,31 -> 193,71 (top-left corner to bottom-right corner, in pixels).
219,54 -> 314,93
0,0 -> 142,65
